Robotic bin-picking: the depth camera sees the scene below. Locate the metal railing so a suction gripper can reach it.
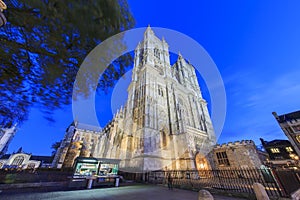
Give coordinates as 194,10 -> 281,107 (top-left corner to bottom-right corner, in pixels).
120,168 -> 289,198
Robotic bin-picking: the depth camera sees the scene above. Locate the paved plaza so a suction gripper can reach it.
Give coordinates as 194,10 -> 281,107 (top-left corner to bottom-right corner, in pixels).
0,185 -> 248,200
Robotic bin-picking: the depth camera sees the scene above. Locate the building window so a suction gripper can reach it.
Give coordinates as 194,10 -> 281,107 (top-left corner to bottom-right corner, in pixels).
270,148 -> 280,153
293,125 -> 300,132
154,48 -> 160,59
157,86 -> 163,97
216,151 -> 230,166
286,147 -> 293,152
11,155 -> 25,166
139,49 -> 144,63
296,135 -> 300,143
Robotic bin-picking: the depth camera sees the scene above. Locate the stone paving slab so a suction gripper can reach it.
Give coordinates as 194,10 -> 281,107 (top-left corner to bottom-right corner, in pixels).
0,185 -> 247,200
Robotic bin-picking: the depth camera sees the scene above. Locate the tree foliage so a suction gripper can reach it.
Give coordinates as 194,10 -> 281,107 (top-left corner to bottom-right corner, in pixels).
0,0 -> 135,128
51,140 -> 61,157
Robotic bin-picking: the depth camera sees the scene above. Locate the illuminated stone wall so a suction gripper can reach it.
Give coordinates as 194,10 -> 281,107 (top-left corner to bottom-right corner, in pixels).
94,27 -> 216,171
213,140 -> 264,169
53,27 -> 216,171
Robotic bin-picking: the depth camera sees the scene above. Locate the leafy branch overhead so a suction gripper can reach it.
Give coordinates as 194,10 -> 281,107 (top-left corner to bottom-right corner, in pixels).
0,0 -> 135,128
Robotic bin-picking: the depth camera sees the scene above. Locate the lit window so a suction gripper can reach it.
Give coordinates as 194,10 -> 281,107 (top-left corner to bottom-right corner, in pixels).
286,147 -> 293,152
270,148 -> 280,153
296,135 -> 300,143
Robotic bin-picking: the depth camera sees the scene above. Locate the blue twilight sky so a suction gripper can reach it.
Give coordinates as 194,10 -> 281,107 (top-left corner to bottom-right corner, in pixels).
8,0 -> 300,155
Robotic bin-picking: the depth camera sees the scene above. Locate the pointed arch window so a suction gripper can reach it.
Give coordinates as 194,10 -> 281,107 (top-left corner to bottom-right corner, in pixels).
12,155 -> 25,166
139,49 -> 144,63
154,48 -> 160,59
158,85 -> 164,97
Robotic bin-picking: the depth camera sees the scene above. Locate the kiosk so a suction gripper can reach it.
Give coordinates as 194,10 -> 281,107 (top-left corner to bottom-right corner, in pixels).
69,157 -> 121,188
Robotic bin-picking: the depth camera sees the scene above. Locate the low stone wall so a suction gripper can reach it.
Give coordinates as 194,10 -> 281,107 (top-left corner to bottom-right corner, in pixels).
0,181 -> 68,190
0,169 -> 72,184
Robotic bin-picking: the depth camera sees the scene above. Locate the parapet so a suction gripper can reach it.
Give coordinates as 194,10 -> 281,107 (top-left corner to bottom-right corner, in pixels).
215,140 -> 255,149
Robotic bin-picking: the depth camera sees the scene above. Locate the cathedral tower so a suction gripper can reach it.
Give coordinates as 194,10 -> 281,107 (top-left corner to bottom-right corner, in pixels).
53,27 -> 216,171
109,26 -> 216,171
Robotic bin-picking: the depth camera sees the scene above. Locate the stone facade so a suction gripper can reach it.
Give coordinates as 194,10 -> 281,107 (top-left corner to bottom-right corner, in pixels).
52,122 -> 102,168
53,27 -> 216,171
212,140 -> 265,169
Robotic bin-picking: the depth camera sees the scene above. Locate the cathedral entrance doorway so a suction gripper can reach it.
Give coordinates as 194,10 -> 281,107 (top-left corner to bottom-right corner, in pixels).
195,153 -> 210,171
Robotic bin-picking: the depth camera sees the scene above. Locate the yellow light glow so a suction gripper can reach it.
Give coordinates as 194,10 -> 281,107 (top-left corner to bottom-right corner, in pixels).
0,0 -> 7,10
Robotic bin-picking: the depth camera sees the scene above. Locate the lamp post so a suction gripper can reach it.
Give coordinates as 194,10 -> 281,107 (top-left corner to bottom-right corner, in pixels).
0,0 -> 7,27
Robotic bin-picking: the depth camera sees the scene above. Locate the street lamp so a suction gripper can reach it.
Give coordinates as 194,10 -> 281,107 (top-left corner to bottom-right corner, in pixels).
0,0 -> 7,27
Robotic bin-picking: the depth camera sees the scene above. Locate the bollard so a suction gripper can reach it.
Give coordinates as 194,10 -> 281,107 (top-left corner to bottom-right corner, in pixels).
115,177 -> 120,187
87,178 -> 93,189
198,189 -> 214,200
253,183 -> 270,200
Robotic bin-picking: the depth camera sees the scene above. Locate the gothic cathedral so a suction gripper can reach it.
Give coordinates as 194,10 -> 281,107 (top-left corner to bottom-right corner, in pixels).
52,27 -> 216,172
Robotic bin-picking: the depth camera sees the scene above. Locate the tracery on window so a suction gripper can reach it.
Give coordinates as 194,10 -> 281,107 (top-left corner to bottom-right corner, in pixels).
154,48 -> 160,59
11,155 -> 25,166
139,49 -> 144,63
